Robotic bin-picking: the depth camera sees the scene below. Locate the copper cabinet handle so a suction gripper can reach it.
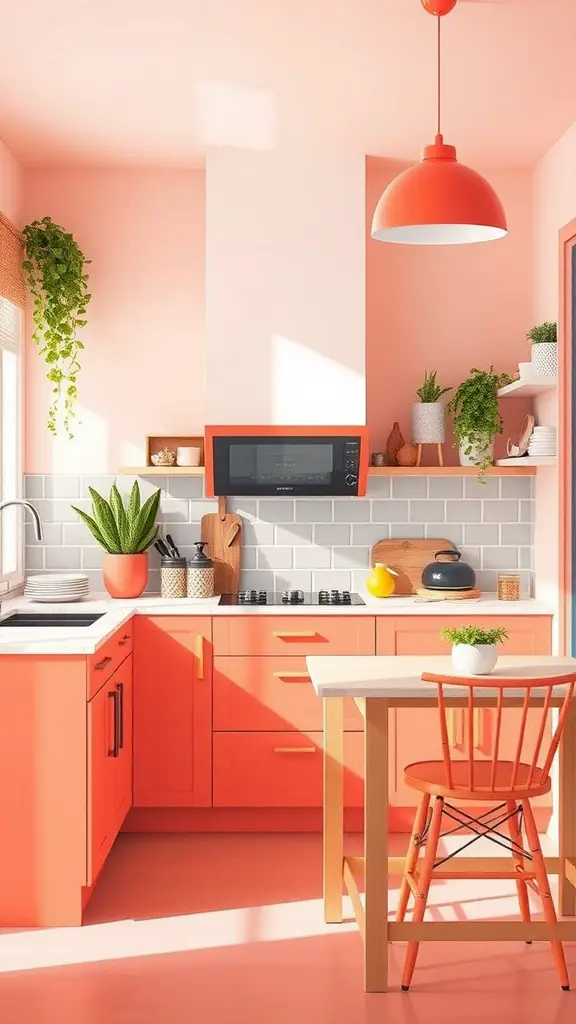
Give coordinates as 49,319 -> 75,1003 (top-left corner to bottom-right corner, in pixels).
272,631 -> 317,639
273,746 -> 316,754
116,683 -> 124,749
272,671 -> 311,680
95,655 -> 113,672
194,634 -> 204,680
118,634 -> 131,646
107,690 -> 119,757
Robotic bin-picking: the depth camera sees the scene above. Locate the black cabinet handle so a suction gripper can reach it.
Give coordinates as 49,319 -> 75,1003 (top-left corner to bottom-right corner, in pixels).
116,682 -> 124,750
107,690 -> 119,757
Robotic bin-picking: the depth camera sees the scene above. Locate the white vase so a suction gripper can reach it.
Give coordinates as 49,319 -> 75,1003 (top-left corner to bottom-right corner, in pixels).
451,644 -> 498,676
531,342 -> 557,378
459,437 -> 494,467
412,403 -> 446,444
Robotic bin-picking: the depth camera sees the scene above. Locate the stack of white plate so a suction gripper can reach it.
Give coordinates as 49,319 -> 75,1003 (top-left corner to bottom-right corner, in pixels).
528,426 -> 557,459
24,573 -> 90,603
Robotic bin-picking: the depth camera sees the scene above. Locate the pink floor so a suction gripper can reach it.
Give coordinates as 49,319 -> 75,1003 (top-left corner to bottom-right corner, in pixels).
0,833 -> 574,1023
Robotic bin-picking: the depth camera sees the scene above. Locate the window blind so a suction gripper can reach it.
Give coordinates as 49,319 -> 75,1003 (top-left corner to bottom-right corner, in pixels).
0,213 -> 25,309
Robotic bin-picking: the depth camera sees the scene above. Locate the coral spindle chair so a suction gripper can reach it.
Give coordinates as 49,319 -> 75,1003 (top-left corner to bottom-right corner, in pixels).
397,670 -> 576,992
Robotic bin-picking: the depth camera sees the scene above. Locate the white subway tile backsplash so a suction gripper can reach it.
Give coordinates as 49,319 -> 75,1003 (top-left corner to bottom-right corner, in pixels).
352,523 -> 389,545
315,524 -> 351,546
333,546 -> 370,569
276,523 -> 314,545
295,500 -> 333,523
334,500 -> 371,522
258,547 -> 294,570
392,477 -> 427,498
483,501 -> 519,523
410,500 -> 445,522
259,500 -> 294,523
372,500 -> 408,522
25,476 -> 536,596
294,547 -> 331,569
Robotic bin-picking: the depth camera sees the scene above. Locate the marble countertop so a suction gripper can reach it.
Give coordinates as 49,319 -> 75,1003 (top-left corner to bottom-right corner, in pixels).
0,592 -> 553,656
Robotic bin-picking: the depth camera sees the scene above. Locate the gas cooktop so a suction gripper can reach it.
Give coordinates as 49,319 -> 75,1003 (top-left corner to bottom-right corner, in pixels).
221,589 -> 365,606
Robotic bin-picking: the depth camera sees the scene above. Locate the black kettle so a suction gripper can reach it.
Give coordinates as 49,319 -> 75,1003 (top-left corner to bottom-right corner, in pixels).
421,549 -> 476,591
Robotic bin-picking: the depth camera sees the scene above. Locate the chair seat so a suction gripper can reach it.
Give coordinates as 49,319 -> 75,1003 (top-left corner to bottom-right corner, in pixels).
404,759 -> 551,800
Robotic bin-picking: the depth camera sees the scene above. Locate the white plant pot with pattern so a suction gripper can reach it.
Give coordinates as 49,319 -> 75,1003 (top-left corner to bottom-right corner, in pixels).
412,403 -> 446,444
531,343 -> 557,378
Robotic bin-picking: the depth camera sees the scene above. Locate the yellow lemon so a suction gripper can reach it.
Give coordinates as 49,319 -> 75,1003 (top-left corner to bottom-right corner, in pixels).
366,563 -> 398,598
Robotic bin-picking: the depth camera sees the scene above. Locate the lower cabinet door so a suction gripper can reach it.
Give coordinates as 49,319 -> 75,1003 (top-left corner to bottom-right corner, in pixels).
213,732 -> 363,808
87,680 -> 117,884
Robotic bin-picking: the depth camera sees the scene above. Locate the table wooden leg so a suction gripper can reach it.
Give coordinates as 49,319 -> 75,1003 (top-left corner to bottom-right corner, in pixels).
323,696 -> 344,923
559,698 -> 576,916
364,698 -> 389,993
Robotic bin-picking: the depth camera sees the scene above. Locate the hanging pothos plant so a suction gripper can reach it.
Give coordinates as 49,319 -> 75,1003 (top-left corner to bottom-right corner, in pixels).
22,216 -> 91,437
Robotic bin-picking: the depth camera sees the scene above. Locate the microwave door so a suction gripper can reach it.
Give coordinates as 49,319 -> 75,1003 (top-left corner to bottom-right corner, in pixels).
212,435 -> 358,496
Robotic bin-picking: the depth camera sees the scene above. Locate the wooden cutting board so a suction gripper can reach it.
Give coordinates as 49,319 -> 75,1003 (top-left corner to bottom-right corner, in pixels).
370,538 -> 456,596
201,496 -> 243,595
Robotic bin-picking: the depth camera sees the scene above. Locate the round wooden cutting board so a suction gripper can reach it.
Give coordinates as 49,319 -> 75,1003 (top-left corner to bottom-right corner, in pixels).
415,587 -> 482,601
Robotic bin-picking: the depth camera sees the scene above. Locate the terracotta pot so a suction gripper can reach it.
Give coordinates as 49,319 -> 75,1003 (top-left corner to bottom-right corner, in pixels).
102,553 -> 149,598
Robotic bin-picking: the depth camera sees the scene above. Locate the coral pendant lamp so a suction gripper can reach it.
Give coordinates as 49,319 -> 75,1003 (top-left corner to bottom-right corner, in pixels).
371,0 -> 507,245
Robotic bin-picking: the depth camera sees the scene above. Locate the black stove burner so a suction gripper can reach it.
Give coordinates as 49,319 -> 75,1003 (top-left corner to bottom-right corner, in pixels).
237,590 -> 268,605
221,590 -> 365,606
281,589 -> 305,604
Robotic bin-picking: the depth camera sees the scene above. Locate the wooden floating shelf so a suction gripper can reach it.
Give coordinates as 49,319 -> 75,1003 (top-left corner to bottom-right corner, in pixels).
497,378 -> 557,398
118,465 -> 538,478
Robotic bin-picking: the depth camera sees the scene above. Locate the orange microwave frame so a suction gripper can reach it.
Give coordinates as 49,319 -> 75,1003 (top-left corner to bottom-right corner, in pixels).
204,425 -> 370,498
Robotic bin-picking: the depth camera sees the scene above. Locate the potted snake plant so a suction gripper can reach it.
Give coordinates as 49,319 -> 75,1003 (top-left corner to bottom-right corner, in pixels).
412,370 -> 452,446
72,481 -> 160,598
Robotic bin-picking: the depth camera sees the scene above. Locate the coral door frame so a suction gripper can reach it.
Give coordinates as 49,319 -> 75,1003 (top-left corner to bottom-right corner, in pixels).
559,219 -> 576,654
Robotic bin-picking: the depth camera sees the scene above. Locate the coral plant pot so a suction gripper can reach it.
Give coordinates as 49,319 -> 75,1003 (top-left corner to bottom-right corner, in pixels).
102,553 -> 148,599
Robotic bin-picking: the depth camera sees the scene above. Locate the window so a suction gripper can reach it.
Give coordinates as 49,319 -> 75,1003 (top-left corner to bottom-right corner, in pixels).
0,297 -> 23,593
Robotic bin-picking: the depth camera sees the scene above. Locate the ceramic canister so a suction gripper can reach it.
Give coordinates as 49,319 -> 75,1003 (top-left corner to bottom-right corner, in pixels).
187,541 -> 215,599
161,557 -> 187,599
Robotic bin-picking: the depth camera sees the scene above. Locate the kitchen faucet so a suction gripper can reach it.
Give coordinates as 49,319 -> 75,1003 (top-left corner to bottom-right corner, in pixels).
0,499 -> 43,541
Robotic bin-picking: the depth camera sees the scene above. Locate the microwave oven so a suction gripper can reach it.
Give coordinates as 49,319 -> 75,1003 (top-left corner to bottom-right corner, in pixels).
205,426 -> 370,497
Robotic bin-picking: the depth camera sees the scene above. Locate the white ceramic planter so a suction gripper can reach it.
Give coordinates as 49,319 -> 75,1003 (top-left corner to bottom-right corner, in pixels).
451,643 -> 498,676
412,402 -> 446,444
458,437 -> 494,468
531,342 -> 557,378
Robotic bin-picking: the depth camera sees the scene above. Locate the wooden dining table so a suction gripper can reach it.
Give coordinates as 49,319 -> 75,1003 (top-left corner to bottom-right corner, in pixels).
306,654 -> 576,993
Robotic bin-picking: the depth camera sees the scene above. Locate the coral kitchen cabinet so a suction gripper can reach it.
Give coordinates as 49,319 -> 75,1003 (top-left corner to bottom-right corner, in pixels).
377,616 -> 553,829
0,625 -> 134,927
133,617 -> 212,807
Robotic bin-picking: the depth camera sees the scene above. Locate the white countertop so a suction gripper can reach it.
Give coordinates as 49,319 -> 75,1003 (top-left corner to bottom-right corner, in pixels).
0,592 -> 553,656
306,655 -> 576,700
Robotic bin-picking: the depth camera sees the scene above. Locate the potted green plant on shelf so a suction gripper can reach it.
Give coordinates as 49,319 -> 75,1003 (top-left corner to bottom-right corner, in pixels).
72,481 -> 160,598
22,217 -> 91,438
441,624 -> 508,676
448,366 -> 511,476
526,321 -> 557,378
412,370 -> 452,447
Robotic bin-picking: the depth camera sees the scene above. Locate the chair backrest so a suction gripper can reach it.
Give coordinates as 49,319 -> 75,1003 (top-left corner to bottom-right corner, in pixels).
421,671 -> 576,794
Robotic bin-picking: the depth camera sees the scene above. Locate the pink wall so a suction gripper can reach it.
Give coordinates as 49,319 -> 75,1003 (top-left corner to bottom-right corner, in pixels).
23,168 -> 205,472
366,158 -> 533,462
0,139 -> 23,225
532,120 -> 576,626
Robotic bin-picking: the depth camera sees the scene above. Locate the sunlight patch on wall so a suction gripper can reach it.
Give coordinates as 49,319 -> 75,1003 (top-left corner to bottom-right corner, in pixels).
271,335 -> 366,424
193,82 -> 277,150
49,405 -> 108,473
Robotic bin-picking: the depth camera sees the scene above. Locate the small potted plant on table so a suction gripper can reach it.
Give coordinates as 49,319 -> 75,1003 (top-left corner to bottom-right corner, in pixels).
441,624 -> 508,676
448,366 -> 511,476
72,481 -> 160,598
526,321 -> 557,378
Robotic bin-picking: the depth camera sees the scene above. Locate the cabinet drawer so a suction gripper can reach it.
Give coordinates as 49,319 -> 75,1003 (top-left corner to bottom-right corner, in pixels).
213,656 -> 362,731
213,616 -> 375,657
88,621 -> 133,698
213,732 -> 363,807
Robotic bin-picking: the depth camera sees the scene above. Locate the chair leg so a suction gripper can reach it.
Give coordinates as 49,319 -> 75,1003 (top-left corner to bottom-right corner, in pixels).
401,795 -> 443,992
397,794 -> 430,924
506,800 -> 532,941
523,799 -> 570,991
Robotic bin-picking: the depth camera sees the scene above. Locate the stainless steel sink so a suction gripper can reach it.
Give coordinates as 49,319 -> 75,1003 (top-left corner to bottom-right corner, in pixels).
0,612 -> 104,628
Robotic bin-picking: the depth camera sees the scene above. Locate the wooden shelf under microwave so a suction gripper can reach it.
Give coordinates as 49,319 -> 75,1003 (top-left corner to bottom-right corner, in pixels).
117,465 -> 538,478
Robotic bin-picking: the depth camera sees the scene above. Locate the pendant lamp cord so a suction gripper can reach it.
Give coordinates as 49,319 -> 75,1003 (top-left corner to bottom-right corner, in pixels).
436,15 -> 441,137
